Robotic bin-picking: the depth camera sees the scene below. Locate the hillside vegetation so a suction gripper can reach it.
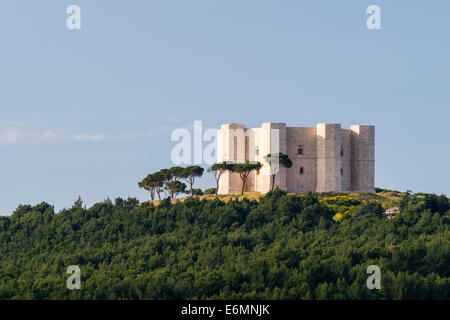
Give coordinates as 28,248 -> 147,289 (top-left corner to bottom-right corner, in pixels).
0,190 -> 448,299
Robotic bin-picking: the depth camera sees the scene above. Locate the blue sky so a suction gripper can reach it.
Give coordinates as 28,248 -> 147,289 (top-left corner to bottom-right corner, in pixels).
0,1 -> 449,214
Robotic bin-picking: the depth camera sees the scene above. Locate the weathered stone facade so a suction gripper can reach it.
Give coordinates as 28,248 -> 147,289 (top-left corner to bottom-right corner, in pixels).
217,122 -> 375,194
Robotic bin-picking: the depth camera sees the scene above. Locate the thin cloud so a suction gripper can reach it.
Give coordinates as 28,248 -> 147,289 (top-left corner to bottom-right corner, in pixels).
71,133 -> 105,142
40,130 -> 62,142
0,129 -> 22,144
0,122 -> 182,145
0,122 -> 23,144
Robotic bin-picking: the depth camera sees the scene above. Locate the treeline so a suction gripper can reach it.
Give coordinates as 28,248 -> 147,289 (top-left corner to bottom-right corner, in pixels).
139,153 -> 293,199
0,190 -> 448,299
139,162 -> 263,199
138,166 -> 205,200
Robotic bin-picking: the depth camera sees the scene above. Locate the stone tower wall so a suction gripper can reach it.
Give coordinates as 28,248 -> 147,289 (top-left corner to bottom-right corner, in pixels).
285,127 -> 317,193
316,123 -> 342,192
350,125 -> 375,193
340,129 -> 353,191
217,123 -> 245,194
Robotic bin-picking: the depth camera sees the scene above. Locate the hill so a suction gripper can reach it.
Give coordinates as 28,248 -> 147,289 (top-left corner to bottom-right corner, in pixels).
152,189 -> 405,206
0,190 -> 448,299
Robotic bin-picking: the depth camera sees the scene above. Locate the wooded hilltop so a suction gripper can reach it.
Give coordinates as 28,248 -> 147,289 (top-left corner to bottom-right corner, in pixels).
0,189 -> 448,299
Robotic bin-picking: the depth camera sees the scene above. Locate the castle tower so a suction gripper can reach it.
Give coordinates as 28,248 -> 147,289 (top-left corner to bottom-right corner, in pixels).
316,123 -> 342,192
217,123 -> 245,194
259,122 -> 287,193
217,122 -> 375,194
350,125 -> 375,193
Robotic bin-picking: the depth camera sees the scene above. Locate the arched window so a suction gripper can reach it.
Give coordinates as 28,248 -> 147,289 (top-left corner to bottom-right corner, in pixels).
300,167 -> 304,174
297,145 -> 303,154
340,168 -> 344,175
340,148 -> 344,157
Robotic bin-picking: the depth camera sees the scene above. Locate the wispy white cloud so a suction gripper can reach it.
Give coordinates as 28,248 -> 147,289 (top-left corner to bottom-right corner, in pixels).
0,122 -> 24,145
0,129 -> 22,144
40,130 -> 62,142
71,133 -> 105,142
0,122 -> 182,145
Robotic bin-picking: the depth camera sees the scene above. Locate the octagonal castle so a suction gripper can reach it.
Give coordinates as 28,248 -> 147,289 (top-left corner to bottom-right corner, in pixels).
217,123 -> 375,194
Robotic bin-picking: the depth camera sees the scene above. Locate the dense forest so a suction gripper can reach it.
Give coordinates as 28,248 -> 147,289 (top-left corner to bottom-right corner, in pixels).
0,190 -> 448,299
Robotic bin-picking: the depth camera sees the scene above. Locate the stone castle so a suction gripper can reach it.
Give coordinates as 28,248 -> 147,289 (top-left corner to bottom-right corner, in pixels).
217,123 -> 375,194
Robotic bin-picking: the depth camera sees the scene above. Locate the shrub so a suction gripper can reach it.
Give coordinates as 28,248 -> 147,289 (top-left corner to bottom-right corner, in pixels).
204,188 -> 216,195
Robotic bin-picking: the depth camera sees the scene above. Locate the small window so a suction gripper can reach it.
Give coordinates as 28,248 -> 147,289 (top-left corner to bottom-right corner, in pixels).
340,168 -> 344,175
340,148 -> 344,157
255,147 -> 259,156
297,145 -> 303,154
300,167 -> 304,174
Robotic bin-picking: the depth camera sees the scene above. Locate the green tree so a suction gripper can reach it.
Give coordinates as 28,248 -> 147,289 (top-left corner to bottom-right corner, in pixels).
152,171 -> 168,200
164,180 -> 187,199
139,171 -> 168,201
138,174 -> 157,201
208,162 -> 234,195
204,188 -> 216,195
181,166 -> 204,197
232,161 -> 262,195
163,167 -> 185,199
263,153 -> 292,191
156,169 -> 172,199
191,188 -> 204,197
